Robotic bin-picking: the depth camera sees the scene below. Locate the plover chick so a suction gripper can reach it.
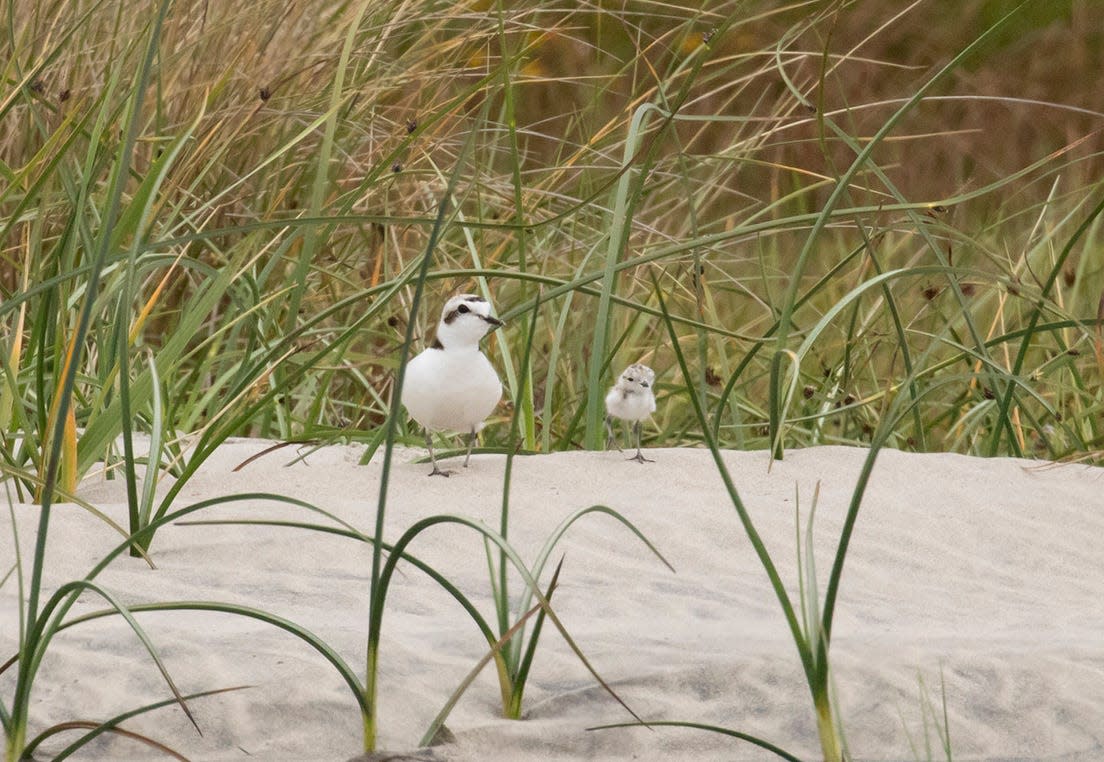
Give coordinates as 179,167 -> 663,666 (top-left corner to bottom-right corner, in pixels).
402,294 -> 504,477
604,363 -> 656,464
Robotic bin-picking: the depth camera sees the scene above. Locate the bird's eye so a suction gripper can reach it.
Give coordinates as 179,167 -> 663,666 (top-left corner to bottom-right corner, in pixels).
626,376 -> 634,382
457,304 -> 470,314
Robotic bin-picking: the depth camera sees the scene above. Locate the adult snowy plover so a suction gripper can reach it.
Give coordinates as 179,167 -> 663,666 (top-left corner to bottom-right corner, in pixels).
605,363 -> 656,463
402,294 -> 504,476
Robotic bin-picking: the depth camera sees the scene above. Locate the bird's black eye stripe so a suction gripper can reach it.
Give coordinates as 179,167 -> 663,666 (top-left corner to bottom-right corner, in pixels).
457,304 -> 470,314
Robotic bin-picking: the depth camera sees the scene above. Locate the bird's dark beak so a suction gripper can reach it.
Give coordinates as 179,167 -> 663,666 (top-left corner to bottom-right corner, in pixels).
483,315 -> 504,329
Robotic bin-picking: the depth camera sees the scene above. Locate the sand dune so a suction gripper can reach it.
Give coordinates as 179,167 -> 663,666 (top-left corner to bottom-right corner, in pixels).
3,441 -> 1103,760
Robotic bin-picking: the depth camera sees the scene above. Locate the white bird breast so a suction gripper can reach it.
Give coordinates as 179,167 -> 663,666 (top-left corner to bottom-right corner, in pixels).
605,384 -> 656,422
402,346 -> 503,434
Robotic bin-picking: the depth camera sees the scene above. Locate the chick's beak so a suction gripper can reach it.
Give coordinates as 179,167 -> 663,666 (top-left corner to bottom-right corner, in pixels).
483,315 -> 504,329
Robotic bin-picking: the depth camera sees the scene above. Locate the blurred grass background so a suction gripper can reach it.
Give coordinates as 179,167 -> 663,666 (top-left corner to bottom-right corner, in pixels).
1,0 -> 1101,499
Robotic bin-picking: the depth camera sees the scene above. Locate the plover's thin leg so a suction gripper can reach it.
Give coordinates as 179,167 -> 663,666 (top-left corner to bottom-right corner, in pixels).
605,415 -> 622,452
462,428 -> 477,468
628,421 -> 654,464
425,432 -> 450,477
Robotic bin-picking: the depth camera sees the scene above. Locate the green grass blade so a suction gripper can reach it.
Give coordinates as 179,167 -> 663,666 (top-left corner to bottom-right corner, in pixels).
57,600 -> 367,719
32,579 -> 200,734
283,2 -> 369,329
650,273 -> 812,681
589,721 -> 803,762
24,686 -> 246,762
138,349 -> 165,530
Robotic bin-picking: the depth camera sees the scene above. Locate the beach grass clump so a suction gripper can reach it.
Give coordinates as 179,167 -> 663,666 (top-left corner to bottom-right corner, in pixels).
3,0 -> 1100,478
2,0 -> 1102,758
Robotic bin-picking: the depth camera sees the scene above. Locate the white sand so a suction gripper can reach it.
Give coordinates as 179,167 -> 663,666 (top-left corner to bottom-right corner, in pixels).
3,441 -> 1103,760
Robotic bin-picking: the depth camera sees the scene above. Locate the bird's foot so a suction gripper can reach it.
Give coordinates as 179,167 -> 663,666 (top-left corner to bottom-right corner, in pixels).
627,450 -> 654,464
428,466 -> 454,477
